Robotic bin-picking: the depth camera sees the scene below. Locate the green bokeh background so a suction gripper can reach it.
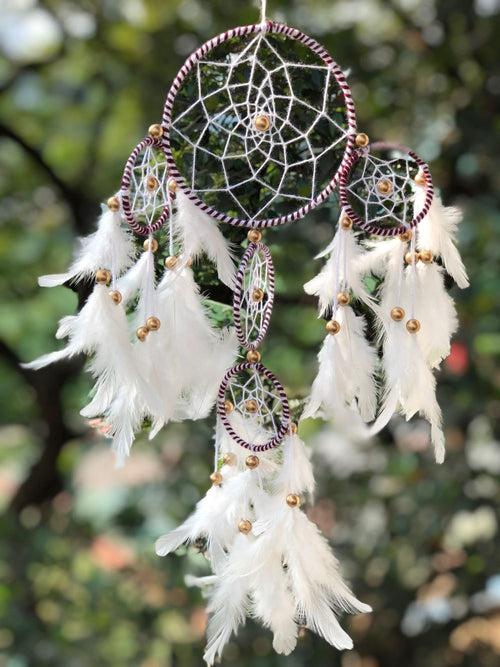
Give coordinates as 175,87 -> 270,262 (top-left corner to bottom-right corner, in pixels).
0,1 -> 499,666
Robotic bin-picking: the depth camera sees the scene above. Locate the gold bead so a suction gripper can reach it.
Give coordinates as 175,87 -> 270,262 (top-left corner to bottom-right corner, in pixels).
222,453 -> 236,466
245,399 -> 258,413
419,249 -> 434,264
252,288 -> 265,302
247,229 -> 262,243
405,251 -> 419,265
415,170 -> 426,186
167,178 -> 178,193
210,471 -> 223,486
136,326 -> 149,342
406,318 -> 421,334
146,316 -> 161,331
246,349 -> 261,363
106,196 -> 120,212
245,454 -> 260,469
399,230 -> 412,243
286,493 -> 301,508
340,215 -> 353,230
186,256 -> 193,268
224,400 -> 234,414
238,519 -> 252,534
290,422 -> 298,435
109,290 -> 122,305
355,132 -> 370,148
326,320 -> 341,335
146,175 -> 159,191
143,238 -> 158,253
377,178 -> 393,195
95,268 -> 111,285
254,114 -> 270,132
165,255 -> 178,269
390,306 -> 405,322
148,123 -> 163,139
337,291 -> 350,306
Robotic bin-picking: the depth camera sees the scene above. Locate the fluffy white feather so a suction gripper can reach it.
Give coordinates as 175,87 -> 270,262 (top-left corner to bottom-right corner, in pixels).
415,188 -> 469,289
411,262 -> 458,368
115,250 -> 154,305
304,223 -> 375,311
38,205 -> 135,287
175,191 -> 237,288
303,306 -> 377,427
370,248 -> 446,463
149,266 -> 237,433
274,433 -> 315,500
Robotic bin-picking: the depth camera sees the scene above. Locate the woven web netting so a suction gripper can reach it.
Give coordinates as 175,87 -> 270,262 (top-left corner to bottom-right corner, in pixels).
345,152 -> 420,230
238,247 -> 273,347
128,144 -> 169,227
169,31 -> 350,221
225,367 -> 284,437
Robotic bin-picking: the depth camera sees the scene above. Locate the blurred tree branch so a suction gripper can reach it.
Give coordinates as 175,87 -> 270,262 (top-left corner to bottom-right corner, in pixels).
0,337 -> 84,512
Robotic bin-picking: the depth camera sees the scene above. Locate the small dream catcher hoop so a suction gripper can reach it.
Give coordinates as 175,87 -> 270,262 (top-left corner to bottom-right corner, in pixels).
25,2 -> 469,664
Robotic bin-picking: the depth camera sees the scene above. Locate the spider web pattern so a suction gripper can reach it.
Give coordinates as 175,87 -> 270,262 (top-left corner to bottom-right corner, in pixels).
345,153 -> 419,229
234,243 -> 274,349
226,368 -> 284,441
170,31 -> 350,221
218,362 -> 290,451
127,144 -> 169,227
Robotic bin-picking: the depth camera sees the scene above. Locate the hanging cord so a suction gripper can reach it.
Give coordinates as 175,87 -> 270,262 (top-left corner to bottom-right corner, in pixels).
259,0 -> 268,29
409,233 -> 418,318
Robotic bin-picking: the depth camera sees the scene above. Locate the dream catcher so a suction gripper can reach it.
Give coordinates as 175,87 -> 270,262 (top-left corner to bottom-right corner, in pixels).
25,1 -> 468,663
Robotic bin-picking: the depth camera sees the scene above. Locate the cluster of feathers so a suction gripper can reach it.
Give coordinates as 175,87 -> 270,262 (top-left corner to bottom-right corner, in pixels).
156,415 -> 371,664
303,185 -> 468,463
25,177 -> 467,663
24,192 -> 239,466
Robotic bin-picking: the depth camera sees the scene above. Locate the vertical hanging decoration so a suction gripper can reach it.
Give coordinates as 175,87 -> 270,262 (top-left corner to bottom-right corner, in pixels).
25,0 -> 468,662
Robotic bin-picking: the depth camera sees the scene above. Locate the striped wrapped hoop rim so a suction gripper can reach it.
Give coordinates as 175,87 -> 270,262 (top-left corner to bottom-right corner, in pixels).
120,136 -> 170,237
217,362 -> 290,452
338,141 -> 434,237
233,241 -> 275,349
162,21 -> 357,228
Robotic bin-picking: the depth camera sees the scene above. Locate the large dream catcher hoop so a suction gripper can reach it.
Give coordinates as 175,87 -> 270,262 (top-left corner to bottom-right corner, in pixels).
163,21 -> 356,227
25,1 -> 469,663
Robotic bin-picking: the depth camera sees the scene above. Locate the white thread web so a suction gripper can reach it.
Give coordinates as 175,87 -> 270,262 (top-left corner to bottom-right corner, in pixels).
240,248 -> 272,346
226,367 -> 284,437
346,152 -> 419,229
127,144 -> 169,226
170,31 -> 350,221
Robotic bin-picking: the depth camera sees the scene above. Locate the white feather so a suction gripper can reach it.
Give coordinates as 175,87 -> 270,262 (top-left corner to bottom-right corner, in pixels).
274,434 -> 315,499
116,251 -> 154,305
38,206 -> 135,287
302,306 -> 377,427
415,188 -> 469,289
149,267 -> 237,432
411,262 -> 458,368
370,251 -> 446,463
176,191 -> 237,288
304,224 -> 375,312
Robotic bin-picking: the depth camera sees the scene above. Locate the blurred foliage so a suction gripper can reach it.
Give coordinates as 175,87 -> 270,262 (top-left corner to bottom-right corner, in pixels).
0,1 -> 499,666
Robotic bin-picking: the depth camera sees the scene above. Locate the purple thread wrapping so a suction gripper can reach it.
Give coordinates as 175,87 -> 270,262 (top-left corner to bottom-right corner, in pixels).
217,362 -> 291,452
233,242 -> 275,350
